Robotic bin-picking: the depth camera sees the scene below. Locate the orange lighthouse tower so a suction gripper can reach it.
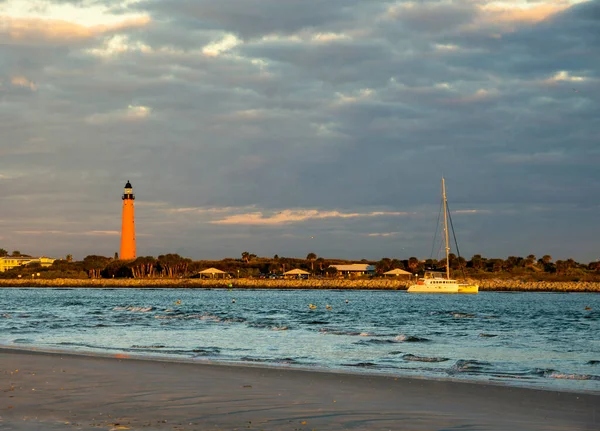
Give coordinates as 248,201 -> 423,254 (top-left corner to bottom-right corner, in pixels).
119,181 -> 136,260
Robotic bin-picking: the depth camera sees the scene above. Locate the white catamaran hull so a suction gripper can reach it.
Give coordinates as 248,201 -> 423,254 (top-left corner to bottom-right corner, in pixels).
407,280 -> 459,293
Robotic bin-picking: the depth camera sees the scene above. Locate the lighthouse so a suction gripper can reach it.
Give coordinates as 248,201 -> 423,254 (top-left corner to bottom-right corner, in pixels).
120,181 -> 136,260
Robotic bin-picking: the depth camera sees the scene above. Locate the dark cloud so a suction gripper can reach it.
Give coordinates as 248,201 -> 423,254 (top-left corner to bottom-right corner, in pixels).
386,2 -> 478,34
0,0 -> 598,262
139,0 -> 372,38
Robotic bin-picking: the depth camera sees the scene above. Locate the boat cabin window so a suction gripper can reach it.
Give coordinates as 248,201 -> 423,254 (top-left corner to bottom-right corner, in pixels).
424,271 -> 445,280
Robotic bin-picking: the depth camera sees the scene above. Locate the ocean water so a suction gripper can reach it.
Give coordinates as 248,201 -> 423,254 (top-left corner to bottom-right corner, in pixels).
0,288 -> 598,393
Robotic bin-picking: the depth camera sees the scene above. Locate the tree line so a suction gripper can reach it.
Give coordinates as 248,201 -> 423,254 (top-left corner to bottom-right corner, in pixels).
1,249 -> 599,280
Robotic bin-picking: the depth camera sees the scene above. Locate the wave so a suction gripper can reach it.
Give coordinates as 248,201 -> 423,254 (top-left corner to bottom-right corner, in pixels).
113,306 -> 154,312
354,339 -> 396,345
221,317 -> 246,323
192,347 -> 221,356
342,362 -> 378,368
403,354 -> 449,363
239,356 -> 300,365
318,328 -> 361,336
395,334 -> 430,342
448,359 -> 493,374
452,312 -> 477,319
587,360 -> 599,365
63,301 -> 86,306
131,344 -> 166,349
12,338 -> 34,344
546,372 -> 600,381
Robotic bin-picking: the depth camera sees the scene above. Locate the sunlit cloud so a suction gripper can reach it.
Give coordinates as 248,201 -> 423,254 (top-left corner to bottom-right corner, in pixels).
211,209 -> 411,225
367,232 -> 400,237
10,76 -> 36,90
433,43 -> 461,52
445,88 -> 498,104
85,34 -> 152,57
311,32 -> 351,43
15,230 -> 64,235
15,229 -> 122,236
333,88 -> 374,105
0,1 -> 151,42
478,1 -> 576,25
543,70 -> 588,84
453,209 -> 491,214
85,105 -> 152,125
84,230 -> 120,236
165,206 -> 246,215
202,34 -> 241,57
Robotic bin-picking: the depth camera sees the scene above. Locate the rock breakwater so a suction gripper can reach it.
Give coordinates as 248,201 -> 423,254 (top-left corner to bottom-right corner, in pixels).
0,278 -> 599,292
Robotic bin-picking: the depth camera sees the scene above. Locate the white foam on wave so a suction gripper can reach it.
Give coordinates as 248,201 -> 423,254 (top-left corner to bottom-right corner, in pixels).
548,372 -> 597,381
113,306 -> 153,312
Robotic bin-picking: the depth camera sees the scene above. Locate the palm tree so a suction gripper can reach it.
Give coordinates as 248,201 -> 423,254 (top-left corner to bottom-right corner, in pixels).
376,258 -> 392,274
407,257 -> 420,273
315,257 -> 326,272
306,253 -> 317,272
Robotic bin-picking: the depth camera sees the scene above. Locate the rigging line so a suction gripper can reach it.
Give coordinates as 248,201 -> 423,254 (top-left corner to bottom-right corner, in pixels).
446,202 -> 468,279
429,196 -> 444,262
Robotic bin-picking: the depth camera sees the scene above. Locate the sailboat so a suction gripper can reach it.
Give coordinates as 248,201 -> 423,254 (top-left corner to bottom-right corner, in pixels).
407,178 -> 479,294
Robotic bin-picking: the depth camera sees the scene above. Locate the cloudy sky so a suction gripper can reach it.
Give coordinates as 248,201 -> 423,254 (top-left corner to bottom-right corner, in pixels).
1,0 -> 598,262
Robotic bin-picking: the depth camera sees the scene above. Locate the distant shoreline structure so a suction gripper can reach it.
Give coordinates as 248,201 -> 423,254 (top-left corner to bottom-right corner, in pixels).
0,278 -> 599,292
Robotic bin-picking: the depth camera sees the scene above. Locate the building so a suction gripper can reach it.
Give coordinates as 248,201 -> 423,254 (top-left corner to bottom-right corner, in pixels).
0,256 -> 56,272
120,181 -> 136,260
328,264 -> 375,277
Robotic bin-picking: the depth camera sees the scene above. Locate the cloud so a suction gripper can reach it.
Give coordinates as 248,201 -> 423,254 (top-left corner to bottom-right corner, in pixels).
494,151 -> 568,164
0,0 -> 599,262
211,209 -> 412,225
84,230 -> 120,236
453,209 -> 491,215
367,232 -> 400,237
10,76 -> 36,90
202,33 -> 242,57
85,105 -> 152,124
1,14 -> 151,44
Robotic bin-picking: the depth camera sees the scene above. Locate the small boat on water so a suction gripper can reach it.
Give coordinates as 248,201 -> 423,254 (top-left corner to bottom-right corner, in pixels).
408,270 -> 459,293
407,178 -> 479,294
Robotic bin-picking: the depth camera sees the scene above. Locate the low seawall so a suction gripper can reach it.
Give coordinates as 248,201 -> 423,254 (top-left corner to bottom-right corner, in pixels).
0,278 -> 599,292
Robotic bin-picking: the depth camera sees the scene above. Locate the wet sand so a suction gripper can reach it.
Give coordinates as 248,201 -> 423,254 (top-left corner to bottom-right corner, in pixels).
1,348 -> 598,431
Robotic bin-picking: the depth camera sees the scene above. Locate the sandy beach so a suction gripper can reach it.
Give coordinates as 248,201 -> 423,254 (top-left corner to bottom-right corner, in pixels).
1,348 -> 598,431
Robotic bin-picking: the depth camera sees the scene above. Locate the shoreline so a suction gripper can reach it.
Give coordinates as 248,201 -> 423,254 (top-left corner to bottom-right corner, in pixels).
1,277 -> 600,292
2,344 -> 599,396
1,347 -> 598,431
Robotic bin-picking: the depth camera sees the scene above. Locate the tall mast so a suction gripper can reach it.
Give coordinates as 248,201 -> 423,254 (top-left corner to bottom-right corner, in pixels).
442,177 -> 450,279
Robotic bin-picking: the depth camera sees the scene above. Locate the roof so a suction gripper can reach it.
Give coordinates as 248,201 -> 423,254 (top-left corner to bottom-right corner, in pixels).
199,267 -> 226,274
328,264 -> 375,272
283,268 -> 310,275
383,268 -> 413,276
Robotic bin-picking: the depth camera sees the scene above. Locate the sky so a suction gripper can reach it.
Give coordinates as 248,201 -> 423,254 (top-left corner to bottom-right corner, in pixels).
0,0 -> 599,263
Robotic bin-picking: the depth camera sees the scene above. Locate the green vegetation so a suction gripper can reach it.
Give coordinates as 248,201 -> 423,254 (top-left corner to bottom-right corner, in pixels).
1,250 -> 600,283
